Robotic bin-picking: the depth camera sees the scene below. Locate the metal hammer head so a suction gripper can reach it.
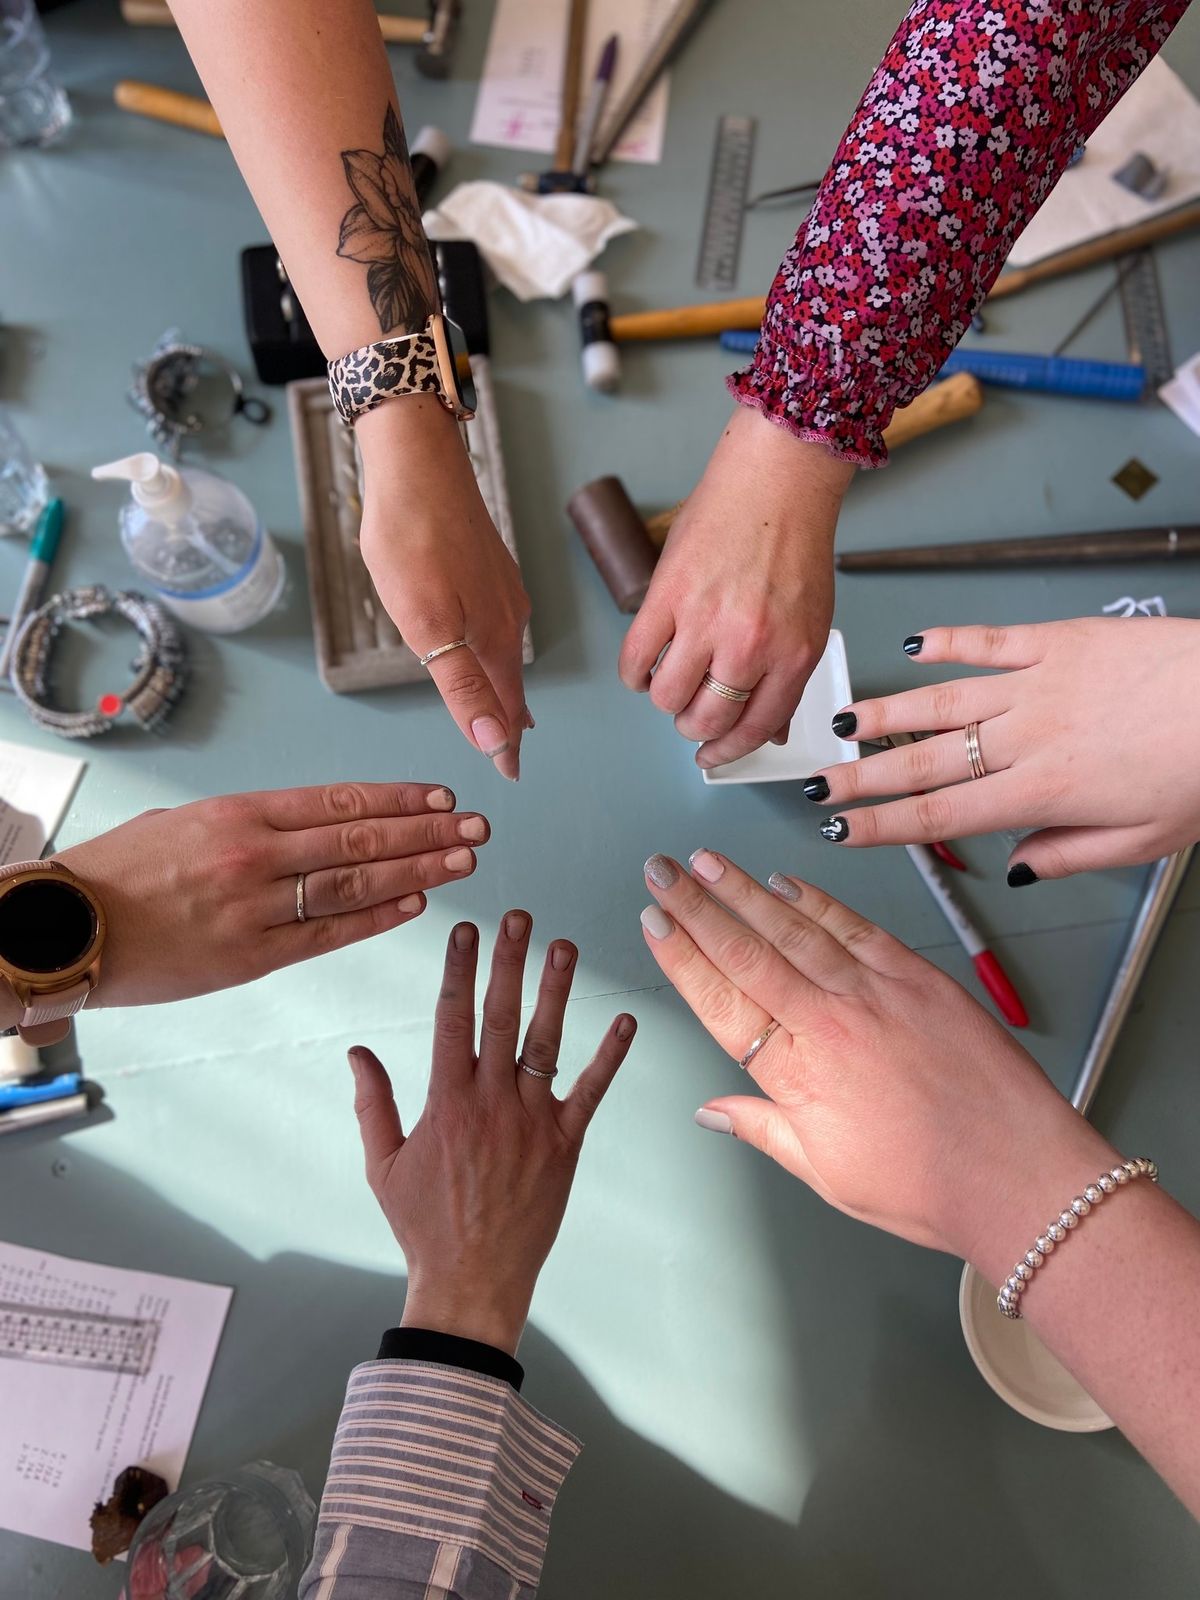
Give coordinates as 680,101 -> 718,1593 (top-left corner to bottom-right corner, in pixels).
416,0 -> 460,78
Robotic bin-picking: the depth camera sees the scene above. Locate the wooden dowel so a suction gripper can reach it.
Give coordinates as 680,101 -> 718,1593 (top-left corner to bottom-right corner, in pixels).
554,0 -> 590,173
119,0 -> 425,45
114,79 -> 223,138
989,202 -> 1200,299
610,296 -> 765,343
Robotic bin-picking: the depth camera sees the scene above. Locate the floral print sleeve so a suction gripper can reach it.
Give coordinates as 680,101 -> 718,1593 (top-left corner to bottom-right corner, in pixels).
729,0 -> 1192,467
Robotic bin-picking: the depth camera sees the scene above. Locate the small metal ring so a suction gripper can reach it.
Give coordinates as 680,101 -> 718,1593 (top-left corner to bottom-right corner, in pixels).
517,1056 -> 558,1081
296,873 -> 307,923
702,672 -> 753,704
738,1020 -> 779,1071
964,721 -> 987,780
418,638 -> 469,669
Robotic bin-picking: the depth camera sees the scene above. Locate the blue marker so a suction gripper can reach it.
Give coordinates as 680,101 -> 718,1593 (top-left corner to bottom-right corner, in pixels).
0,1071 -> 81,1111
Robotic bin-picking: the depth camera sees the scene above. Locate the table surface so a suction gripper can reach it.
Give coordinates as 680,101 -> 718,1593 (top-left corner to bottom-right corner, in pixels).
3,2 -> 1200,1595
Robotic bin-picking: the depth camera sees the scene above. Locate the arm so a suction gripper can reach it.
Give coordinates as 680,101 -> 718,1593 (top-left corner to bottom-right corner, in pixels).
169,0 -> 529,781
638,849 -> 1200,1514
621,0 -> 1191,770
300,913 -> 637,1599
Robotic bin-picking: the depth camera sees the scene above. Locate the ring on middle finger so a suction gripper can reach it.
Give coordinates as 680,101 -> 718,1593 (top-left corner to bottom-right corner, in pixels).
518,1055 -> 558,1081
703,671 -> 753,704
964,721 -> 987,780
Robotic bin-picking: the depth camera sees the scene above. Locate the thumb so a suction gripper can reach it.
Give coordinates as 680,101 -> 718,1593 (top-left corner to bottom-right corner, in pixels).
348,1046 -> 405,1177
695,1095 -> 823,1189
1006,823 -> 1160,886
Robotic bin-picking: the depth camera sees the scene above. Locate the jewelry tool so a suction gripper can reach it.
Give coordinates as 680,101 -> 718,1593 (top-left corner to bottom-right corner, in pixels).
906,844 -> 1028,1027
696,114 -> 756,291
0,1300 -> 158,1375
744,178 -> 821,210
0,497 -> 64,684
573,271 -> 620,392
588,0 -> 713,168
519,0 -> 595,194
836,523 -> 1200,572
129,330 -> 270,457
1117,249 -> 1173,391
0,1072 -> 81,1111
0,1090 -> 90,1136
959,846 -> 1193,1430
567,476 -> 658,612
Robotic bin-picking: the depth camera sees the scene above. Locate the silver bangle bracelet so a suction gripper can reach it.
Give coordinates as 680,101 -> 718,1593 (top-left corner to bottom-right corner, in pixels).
997,1156 -> 1159,1319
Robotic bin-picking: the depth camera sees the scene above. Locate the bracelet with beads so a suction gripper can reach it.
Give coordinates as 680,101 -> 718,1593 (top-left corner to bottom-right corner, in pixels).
997,1156 -> 1159,1320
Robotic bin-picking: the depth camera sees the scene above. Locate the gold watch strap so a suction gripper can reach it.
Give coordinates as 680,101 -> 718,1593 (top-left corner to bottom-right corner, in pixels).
0,859 -> 94,1027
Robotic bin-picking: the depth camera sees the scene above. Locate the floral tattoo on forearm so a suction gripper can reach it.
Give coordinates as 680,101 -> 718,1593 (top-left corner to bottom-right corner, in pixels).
336,105 -> 437,335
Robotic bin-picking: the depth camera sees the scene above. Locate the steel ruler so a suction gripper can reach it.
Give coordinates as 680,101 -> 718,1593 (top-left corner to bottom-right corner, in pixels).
696,114 -> 756,292
1117,248 -> 1173,392
0,1301 -> 159,1375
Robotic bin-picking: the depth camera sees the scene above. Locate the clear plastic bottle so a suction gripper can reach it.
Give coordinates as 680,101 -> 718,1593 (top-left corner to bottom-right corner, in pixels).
121,1461 -> 315,1600
92,453 -> 285,633
0,0 -> 72,149
0,407 -> 49,535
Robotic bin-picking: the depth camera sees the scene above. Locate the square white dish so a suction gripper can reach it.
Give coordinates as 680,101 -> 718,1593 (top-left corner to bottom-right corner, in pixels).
701,628 -> 860,785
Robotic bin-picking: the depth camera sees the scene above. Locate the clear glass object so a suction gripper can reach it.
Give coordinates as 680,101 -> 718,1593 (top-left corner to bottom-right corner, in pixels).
0,408 -> 50,535
121,1462 -> 316,1600
0,0 -> 72,149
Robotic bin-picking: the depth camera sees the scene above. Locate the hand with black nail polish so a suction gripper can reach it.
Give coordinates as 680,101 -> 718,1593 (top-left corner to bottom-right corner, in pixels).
807,617 -> 1200,882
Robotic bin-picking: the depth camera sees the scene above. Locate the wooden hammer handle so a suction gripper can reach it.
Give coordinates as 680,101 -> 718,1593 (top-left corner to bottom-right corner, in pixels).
114,79 -> 223,137
990,201 -> 1200,299
644,374 -> 985,547
554,0 -> 590,172
120,0 -> 425,44
610,296 -> 765,343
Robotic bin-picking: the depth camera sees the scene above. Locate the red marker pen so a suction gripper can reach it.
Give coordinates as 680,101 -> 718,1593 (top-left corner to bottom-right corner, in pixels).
905,843 -> 1029,1027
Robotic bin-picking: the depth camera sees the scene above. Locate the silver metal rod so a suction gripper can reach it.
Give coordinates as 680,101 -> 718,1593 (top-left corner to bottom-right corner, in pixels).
1069,846 -> 1194,1117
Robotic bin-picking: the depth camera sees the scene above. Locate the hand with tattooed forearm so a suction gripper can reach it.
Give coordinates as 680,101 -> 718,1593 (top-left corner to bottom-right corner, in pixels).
171,0 -> 529,781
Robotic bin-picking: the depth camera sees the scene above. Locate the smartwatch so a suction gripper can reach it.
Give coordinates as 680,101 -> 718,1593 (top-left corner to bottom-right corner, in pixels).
0,860 -> 106,1027
327,312 -> 477,427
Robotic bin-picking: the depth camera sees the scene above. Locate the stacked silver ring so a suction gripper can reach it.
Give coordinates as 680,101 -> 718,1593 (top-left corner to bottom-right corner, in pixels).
964,721 -> 987,780
996,1156 -> 1158,1319
703,671 -> 752,704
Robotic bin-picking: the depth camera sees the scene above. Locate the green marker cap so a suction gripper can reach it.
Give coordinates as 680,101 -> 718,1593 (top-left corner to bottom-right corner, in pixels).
30,498 -> 65,564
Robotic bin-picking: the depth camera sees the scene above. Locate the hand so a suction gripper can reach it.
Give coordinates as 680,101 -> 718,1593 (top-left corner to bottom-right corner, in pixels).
802,616 -> 1200,881
357,397 -> 531,783
638,849 -> 1112,1273
618,405 -> 853,769
348,911 -> 636,1354
51,780 -> 488,1020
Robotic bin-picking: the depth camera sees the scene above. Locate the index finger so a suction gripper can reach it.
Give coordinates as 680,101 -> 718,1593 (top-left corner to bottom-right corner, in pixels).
423,642 -> 516,778
251,781 -> 458,831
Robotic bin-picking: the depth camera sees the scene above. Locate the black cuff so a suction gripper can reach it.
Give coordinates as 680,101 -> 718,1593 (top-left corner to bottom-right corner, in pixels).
376,1327 -> 524,1391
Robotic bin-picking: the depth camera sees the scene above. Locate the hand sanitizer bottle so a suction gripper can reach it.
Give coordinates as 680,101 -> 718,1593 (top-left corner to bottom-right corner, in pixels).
92,453 -> 285,633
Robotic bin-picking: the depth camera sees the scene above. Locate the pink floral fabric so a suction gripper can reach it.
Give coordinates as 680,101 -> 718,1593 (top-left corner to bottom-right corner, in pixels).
729,0 -> 1191,466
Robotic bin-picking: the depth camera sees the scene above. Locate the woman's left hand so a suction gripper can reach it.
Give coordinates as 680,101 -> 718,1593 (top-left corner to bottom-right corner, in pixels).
799,616 -> 1200,883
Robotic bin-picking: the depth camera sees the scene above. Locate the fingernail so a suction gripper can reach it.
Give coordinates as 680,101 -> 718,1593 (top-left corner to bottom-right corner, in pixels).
768,872 -> 800,902
694,1108 -> 733,1136
523,706 -> 536,730
640,904 -> 673,940
550,942 -> 574,971
347,1047 -> 367,1077
689,848 -> 724,883
471,716 -> 509,757
1007,862 -> 1039,887
453,922 -> 477,951
505,910 -> 530,941
444,846 -> 475,873
458,815 -> 488,842
770,732 -> 788,746
426,786 -> 455,811
696,755 -> 718,770
802,775 -> 830,802
820,816 -> 849,843
831,712 -> 857,738
644,853 -> 678,888
615,1014 -> 636,1041
398,893 -> 423,914
903,635 -> 924,656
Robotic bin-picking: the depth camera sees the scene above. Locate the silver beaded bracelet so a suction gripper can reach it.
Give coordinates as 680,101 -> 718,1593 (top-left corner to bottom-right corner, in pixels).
997,1156 -> 1159,1319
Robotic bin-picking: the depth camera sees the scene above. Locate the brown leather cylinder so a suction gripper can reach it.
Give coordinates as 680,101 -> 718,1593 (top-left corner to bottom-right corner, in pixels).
567,476 -> 658,613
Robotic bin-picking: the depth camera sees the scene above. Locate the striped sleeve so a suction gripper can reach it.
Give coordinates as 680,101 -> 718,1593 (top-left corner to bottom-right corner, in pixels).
298,1359 -> 581,1600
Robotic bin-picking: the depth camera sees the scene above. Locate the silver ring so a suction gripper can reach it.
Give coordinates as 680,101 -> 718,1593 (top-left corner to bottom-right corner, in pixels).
738,1020 -> 779,1071
517,1056 -> 558,1081
418,638 -> 469,668
965,721 -> 987,780
296,873 -> 307,923
703,671 -> 753,704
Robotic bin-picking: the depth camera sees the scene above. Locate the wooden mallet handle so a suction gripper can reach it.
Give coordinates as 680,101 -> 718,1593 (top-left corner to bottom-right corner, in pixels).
610,296 -> 765,343
990,201 -> 1200,299
120,0 -> 425,44
114,79 -> 223,138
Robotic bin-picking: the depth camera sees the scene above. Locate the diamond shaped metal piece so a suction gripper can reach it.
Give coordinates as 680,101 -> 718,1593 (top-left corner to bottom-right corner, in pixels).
1111,458 -> 1159,500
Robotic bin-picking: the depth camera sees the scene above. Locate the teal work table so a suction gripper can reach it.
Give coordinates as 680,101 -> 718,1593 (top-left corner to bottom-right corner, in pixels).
2,3 -> 1200,1594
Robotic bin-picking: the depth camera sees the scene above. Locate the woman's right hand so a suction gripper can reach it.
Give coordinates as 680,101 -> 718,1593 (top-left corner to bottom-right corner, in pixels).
638,849 -> 1114,1274
356,398 -> 531,783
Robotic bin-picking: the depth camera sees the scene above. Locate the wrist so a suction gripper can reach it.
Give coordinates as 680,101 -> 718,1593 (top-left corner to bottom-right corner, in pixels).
354,389 -> 463,464
725,402 -> 855,501
400,1282 -> 529,1358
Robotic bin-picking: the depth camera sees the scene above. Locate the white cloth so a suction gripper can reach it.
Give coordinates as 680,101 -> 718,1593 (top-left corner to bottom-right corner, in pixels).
423,181 -> 636,301
1159,350 -> 1200,440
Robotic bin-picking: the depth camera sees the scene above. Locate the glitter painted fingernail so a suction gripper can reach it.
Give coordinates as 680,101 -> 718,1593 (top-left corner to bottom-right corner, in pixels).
768,873 -> 800,902
644,854 -> 678,888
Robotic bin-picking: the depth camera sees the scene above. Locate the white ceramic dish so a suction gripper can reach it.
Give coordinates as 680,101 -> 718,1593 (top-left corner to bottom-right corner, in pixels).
701,628 -> 859,786
958,1263 -> 1113,1432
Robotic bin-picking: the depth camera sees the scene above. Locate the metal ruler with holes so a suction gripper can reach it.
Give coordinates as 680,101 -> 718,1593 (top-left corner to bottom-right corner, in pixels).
0,1301 -> 159,1375
696,114 -> 756,292
1118,249 -> 1173,391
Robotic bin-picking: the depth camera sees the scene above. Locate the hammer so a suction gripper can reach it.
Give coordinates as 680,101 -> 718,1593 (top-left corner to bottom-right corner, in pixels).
119,0 -> 460,78
518,0 -> 597,194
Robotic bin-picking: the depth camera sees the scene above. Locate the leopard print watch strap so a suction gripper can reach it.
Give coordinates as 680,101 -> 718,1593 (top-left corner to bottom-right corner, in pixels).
327,328 -> 443,425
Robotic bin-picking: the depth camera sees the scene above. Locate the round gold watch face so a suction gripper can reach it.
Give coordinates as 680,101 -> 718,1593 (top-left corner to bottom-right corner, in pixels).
0,870 -> 105,983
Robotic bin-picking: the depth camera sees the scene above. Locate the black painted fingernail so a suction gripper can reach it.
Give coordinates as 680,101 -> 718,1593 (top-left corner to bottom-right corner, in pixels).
831,712 -> 857,738
802,775 -> 830,802
820,816 -> 849,843
1007,863 -> 1039,888
903,635 -> 924,656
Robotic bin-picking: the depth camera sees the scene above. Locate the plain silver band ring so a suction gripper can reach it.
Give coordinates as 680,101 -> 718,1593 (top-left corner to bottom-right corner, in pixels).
703,671 -> 753,704
738,1020 -> 779,1071
419,638 -> 469,668
518,1056 -> 558,1081
296,873 -> 307,923
965,721 -> 987,780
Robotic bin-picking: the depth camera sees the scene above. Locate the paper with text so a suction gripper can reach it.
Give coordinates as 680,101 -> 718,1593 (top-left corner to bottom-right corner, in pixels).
0,738 -> 85,865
